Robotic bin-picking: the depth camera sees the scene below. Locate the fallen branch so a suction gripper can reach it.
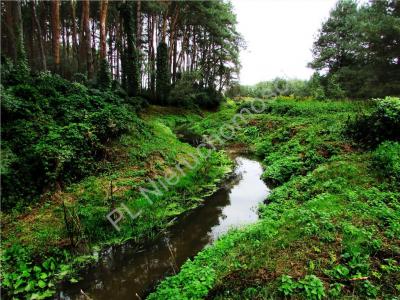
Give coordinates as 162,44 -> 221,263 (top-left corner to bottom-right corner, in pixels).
349,276 -> 369,281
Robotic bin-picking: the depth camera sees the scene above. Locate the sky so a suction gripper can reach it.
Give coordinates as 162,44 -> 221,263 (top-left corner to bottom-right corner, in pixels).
231,0 -> 339,85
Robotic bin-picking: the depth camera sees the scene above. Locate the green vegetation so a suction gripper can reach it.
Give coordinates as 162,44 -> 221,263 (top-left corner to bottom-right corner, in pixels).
156,42 -> 170,104
149,97 -> 400,299
1,106 -> 232,298
1,71 -> 141,209
2,0 -> 242,297
2,0 -> 400,299
1,70 -> 232,299
310,0 -> 400,99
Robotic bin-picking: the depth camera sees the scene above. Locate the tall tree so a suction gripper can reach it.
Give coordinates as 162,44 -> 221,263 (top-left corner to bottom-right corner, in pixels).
70,0 -> 78,67
121,1 -> 140,96
100,0 -> 109,60
156,42 -> 170,104
3,1 -> 16,61
82,0 -> 93,78
51,0 -> 60,72
98,0 -> 111,89
31,1 -> 47,71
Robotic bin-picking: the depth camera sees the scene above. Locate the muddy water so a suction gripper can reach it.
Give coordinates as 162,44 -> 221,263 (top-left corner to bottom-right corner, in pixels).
58,157 -> 270,300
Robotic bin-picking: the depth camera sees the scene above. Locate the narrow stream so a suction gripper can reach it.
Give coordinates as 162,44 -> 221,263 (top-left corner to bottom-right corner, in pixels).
58,156 -> 270,300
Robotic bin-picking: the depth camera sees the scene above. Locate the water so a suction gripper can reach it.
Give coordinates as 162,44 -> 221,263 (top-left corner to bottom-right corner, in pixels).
58,157 -> 270,300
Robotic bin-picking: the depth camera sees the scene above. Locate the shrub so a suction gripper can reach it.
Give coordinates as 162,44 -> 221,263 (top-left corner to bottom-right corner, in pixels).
262,155 -> 303,185
97,59 -> 111,90
1,71 -> 143,209
372,141 -> 400,182
168,72 -> 223,109
297,275 -> 326,300
168,72 -> 199,107
348,97 -> 400,146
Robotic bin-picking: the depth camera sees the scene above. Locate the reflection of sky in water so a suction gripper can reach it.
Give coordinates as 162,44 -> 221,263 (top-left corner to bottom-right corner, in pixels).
58,157 -> 270,300
209,157 -> 270,240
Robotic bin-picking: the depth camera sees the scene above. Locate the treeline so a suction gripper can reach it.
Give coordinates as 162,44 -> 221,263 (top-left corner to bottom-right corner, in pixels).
1,0 -> 242,106
226,78 -> 312,99
228,0 -> 400,100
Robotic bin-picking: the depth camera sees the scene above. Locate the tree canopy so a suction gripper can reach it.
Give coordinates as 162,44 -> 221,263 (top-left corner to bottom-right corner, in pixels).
310,0 -> 400,98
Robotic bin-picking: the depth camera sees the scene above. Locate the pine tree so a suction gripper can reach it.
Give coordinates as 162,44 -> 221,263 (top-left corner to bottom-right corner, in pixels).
156,42 -> 170,104
121,2 -> 140,96
15,0 -> 29,80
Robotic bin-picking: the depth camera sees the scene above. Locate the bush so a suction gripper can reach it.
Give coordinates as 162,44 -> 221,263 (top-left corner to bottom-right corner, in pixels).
1,71 -> 143,209
168,72 -> 223,109
372,141 -> 400,182
348,97 -> 400,146
97,59 -> 111,90
262,155 -> 304,185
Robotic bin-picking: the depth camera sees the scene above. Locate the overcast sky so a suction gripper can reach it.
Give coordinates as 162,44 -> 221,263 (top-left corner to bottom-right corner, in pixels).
231,0 -> 338,85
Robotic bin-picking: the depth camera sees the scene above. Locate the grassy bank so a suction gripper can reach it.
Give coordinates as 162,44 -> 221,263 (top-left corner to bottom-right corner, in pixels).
148,97 -> 400,299
1,106 -> 232,299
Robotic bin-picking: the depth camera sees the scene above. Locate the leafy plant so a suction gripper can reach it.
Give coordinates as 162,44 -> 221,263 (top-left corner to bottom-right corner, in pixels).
297,275 -> 326,300
278,274 -> 296,296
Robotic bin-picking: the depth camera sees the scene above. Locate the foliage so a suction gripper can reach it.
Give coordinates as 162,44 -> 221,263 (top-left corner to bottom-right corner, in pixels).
310,0 -> 400,98
1,245 -> 76,300
347,97 -> 400,146
226,75 -> 349,100
297,275 -> 326,299
1,71 -> 141,209
372,141 -> 400,183
97,59 -> 111,90
120,1 -> 140,97
150,98 -> 400,299
168,72 -> 224,109
1,103 -> 233,298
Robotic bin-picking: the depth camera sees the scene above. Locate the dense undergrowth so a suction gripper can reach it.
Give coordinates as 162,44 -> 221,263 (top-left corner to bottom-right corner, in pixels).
0,72 -> 232,299
1,71 -> 146,210
148,97 -> 400,299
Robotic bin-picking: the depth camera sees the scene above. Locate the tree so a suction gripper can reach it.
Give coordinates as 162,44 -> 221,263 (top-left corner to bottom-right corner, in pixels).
121,1 -> 140,96
98,0 -> 110,89
100,0 -> 109,61
31,1 -> 46,71
1,0 -> 243,99
14,0 -> 29,80
81,0 -> 93,78
51,0 -> 60,73
156,42 -> 170,104
310,0 -> 400,98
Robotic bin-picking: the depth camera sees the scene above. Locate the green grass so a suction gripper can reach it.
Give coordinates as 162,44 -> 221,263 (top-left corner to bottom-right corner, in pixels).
148,98 -> 400,299
0,106 -> 233,299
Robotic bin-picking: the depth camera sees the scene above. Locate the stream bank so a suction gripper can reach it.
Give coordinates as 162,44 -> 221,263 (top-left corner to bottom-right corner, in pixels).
57,156 -> 270,300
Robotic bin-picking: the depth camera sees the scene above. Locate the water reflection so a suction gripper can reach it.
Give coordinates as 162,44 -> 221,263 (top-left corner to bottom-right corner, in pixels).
58,157 -> 270,300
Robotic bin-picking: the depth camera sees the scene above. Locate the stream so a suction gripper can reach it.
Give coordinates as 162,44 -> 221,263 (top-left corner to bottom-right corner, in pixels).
57,156 -> 270,300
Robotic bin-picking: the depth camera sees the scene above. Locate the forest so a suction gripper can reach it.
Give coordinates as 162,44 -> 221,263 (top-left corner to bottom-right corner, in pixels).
0,0 -> 399,299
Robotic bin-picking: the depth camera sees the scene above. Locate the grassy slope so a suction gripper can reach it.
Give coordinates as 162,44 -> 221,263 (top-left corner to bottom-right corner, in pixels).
148,98 -> 400,299
1,106 -> 232,299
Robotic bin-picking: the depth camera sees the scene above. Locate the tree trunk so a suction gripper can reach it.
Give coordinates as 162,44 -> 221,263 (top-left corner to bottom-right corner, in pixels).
100,0 -> 109,60
31,1 -> 47,71
4,1 -> 16,60
82,0 -> 93,78
150,15 -> 156,96
70,0 -> 79,66
51,0 -> 60,73
136,0 -> 141,49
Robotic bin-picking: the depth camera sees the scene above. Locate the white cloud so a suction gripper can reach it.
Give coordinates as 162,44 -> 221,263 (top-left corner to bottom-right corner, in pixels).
231,0 -> 338,85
